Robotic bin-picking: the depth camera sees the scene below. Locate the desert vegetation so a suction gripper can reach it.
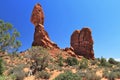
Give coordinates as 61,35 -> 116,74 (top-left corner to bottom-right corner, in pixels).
1,46 -> 120,79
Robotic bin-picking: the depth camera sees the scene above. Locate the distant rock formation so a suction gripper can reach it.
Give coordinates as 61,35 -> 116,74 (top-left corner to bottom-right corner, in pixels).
31,3 -> 59,49
71,28 -> 94,59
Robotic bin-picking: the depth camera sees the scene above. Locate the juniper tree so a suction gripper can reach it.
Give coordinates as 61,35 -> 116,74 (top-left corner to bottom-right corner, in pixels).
0,20 -> 21,53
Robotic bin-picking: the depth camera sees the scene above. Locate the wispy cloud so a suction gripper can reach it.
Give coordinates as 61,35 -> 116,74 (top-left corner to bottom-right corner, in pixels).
114,58 -> 120,62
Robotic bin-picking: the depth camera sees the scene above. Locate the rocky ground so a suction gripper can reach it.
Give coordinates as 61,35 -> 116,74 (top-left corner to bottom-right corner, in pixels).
0,46 -> 120,80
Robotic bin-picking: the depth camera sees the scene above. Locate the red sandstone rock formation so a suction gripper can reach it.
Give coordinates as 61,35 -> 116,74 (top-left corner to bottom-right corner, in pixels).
31,3 -> 94,59
31,3 -> 59,49
31,3 -> 44,26
71,28 -> 94,59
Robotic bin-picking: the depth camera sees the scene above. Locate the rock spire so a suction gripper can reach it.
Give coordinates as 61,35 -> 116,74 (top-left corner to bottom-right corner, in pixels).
31,3 -> 59,49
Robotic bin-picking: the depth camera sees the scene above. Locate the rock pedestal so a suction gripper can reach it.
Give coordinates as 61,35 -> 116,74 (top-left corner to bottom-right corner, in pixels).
31,3 -> 59,49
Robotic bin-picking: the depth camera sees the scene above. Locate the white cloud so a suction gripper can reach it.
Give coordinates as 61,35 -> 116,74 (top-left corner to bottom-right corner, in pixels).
114,58 -> 120,62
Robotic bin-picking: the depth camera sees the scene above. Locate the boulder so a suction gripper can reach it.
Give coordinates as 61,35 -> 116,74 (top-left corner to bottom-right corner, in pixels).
31,3 -> 44,26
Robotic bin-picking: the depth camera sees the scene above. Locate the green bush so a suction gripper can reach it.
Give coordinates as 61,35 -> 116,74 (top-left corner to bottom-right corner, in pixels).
0,75 -> 7,80
108,71 -> 117,80
100,57 -> 107,66
96,58 -> 101,62
112,69 -> 120,79
58,56 -> 64,66
0,58 -> 4,75
116,62 -> 120,67
108,58 -> 118,65
116,72 -> 120,78
76,71 -> 86,77
90,59 -> 98,65
9,64 -> 26,80
99,57 -> 112,67
0,75 -> 16,80
85,70 -> 101,80
79,58 -> 88,69
102,70 -> 109,78
36,71 -> 50,79
66,57 -> 78,66
103,69 -> 120,80
54,71 -> 81,80
0,20 -> 21,53
28,46 -> 50,71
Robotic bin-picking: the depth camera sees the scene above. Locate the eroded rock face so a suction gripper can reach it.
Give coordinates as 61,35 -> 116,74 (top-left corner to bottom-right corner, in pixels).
31,3 -> 59,49
71,28 -> 94,59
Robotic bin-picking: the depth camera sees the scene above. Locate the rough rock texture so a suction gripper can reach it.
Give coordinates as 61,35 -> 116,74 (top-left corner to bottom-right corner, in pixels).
31,3 -> 44,26
71,28 -> 94,59
31,3 -> 59,49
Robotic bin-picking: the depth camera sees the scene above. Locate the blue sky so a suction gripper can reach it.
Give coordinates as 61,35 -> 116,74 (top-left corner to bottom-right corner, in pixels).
0,0 -> 120,59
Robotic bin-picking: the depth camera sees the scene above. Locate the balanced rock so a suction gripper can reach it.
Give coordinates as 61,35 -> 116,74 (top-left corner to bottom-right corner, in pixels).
71,28 -> 94,59
31,3 -> 59,49
31,3 -> 44,26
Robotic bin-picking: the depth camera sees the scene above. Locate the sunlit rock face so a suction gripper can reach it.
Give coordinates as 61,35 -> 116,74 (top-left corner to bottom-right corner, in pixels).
31,3 -> 44,26
71,28 -> 94,59
31,3 -> 59,49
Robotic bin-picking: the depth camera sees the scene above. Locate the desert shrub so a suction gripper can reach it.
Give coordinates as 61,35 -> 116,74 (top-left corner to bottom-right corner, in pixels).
90,59 -> 98,65
28,46 -> 50,71
108,71 -> 117,80
102,70 -> 109,78
116,72 -> 120,78
115,72 -> 120,79
99,57 -> 112,67
108,58 -> 118,65
76,70 -> 86,77
66,57 -> 78,66
96,58 -> 101,61
36,71 -> 50,79
112,68 -> 120,72
0,75 -> 7,80
0,75 -> 9,80
37,55 -> 49,71
105,62 -> 113,67
54,71 -> 81,80
85,70 -> 101,80
13,69 -> 25,80
79,58 -> 88,69
58,56 -> 64,66
100,57 -> 107,66
0,58 -> 4,75
0,75 -> 16,80
103,68 -> 120,80
112,69 -> 120,78
9,64 -> 26,80
48,63 -> 63,71
116,63 -> 120,67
